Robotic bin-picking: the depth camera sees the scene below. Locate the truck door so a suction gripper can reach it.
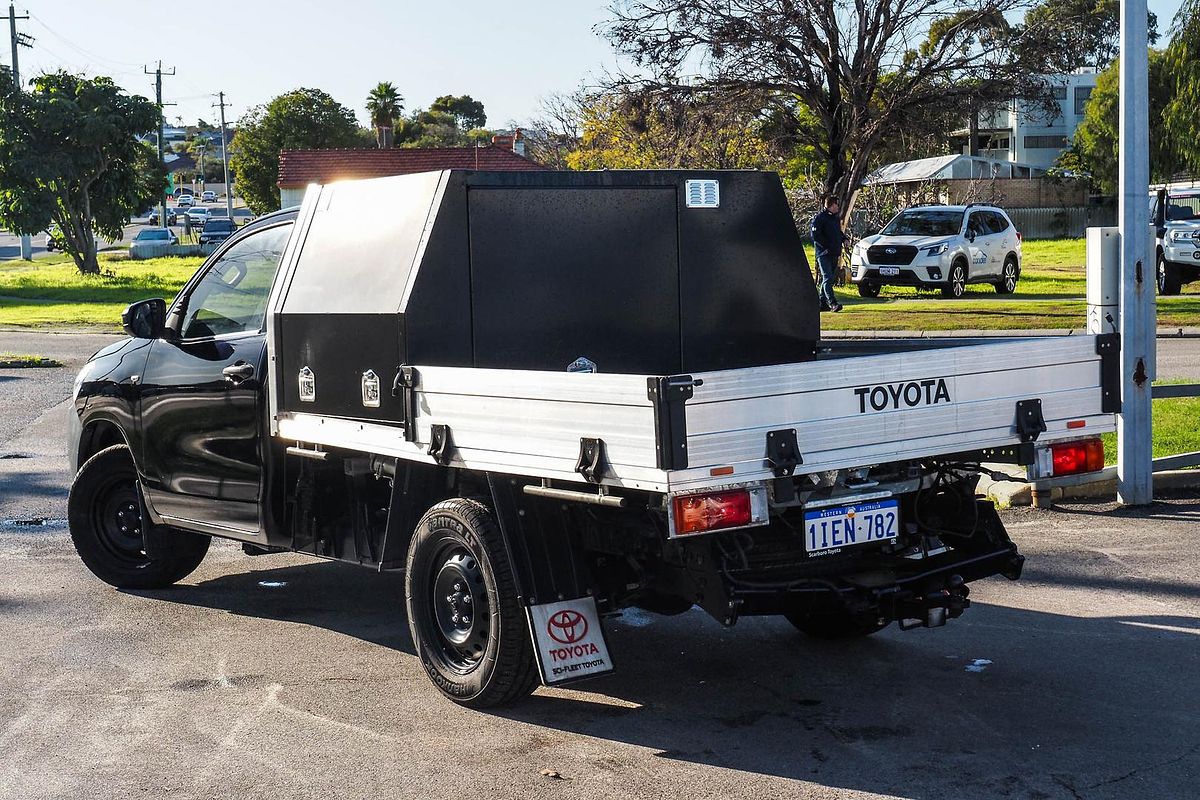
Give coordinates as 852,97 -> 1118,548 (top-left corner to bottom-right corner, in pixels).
138,222 -> 292,535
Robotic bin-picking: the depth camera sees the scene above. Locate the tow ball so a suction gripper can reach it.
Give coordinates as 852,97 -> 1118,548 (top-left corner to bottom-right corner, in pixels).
897,575 -> 971,630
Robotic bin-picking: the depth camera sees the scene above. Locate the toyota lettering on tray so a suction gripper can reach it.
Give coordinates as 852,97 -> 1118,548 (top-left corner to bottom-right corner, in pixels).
527,596 -> 614,684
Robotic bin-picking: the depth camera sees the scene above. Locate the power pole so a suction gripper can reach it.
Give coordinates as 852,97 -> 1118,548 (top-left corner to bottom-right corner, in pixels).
214,91 -> 233,218
144,61 -> 175,228
1116,0 -> 1154,505
8,4 -> 31,260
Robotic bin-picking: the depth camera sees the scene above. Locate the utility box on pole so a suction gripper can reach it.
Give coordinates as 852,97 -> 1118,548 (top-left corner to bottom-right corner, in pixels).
1086,227 -> 1120,335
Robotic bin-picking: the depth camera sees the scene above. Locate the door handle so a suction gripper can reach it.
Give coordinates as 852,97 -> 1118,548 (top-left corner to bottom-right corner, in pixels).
222,362 -> 255,384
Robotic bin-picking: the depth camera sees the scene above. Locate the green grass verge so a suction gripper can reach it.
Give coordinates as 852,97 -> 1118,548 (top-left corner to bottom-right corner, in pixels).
0,252 -> 200,330
0,352 -> 64,367
1100,391 -> 1200,467
3,238 -> 1199,332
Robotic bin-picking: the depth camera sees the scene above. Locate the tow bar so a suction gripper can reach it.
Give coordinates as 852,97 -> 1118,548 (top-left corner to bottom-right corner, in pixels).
894,575 -> 971,630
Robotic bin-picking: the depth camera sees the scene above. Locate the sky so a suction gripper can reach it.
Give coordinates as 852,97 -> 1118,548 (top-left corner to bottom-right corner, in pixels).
16,0 -> 1190,131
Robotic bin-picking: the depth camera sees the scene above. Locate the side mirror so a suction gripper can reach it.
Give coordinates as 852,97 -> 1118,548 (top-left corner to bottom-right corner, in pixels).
966,230 -> 976,243
1155,188 -> 1167,228
122,298 -> 167,339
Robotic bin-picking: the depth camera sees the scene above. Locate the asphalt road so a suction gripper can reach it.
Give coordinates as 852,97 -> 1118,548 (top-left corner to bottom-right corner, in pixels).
1,332 -> 1198,800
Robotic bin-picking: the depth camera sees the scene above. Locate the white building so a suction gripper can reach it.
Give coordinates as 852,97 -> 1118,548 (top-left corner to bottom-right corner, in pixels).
952,71 -> 1100,169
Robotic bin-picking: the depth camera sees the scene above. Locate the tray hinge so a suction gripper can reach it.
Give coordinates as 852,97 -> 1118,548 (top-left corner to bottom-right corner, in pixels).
574,437 -> 607,483
427,423 -> 453,465
1015,399 -> 1047,443
392,365 -> 419,442
1095,332 -> 1121,413
647,375 -> 701,471
765,428 -> 802,503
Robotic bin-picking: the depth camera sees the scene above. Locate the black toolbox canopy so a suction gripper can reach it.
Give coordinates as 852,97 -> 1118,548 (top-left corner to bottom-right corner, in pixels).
276,169 -> 819,416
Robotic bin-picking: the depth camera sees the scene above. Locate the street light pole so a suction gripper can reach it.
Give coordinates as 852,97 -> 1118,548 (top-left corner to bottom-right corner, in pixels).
1116,0 -> 1155,505
8,4 -> 30,260
215,91 -> 233,219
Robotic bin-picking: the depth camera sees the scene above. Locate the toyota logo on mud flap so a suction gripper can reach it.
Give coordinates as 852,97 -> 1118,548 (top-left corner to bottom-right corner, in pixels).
547,609 -> 588,644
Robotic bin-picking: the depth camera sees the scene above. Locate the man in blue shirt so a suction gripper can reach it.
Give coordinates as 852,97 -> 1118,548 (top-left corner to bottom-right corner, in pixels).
810,195 -> 846,312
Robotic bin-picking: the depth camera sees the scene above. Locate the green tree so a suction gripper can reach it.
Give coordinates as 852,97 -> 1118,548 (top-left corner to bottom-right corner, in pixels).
365,81 -> 404,148
1019,0 -> 1158,72
1057,51 -> 1176,193
230,88 -> 362,213
0,70 -> 164,274
429,95 -> 486,131
1164,0 -> 1200,174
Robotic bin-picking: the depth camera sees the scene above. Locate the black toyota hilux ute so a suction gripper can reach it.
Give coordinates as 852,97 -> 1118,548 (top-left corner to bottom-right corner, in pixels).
68,170 -> 1117,707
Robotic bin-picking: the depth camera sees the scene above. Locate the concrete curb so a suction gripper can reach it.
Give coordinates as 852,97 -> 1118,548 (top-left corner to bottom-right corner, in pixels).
980,466 -> 1200,507
822,327 -> 1200,339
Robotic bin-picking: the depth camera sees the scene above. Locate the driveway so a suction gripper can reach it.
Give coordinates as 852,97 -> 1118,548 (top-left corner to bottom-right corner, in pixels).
1,330 -> 1197,800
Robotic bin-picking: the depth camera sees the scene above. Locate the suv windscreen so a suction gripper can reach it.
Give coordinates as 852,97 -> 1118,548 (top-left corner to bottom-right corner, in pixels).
882,210 -> 964,237
203,219 -> 235,232
136,229 -> 170,240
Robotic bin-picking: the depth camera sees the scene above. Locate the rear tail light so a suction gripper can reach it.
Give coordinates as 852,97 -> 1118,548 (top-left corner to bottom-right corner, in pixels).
1050,438 -> 1104,476
673,489 -> 752,535
1016,231 -> 1023,243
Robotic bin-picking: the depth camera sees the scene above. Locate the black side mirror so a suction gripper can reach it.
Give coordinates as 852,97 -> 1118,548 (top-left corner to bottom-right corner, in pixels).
966,230 -> 976,243
1155,188 -> 1167,228
122,298 -> 167,339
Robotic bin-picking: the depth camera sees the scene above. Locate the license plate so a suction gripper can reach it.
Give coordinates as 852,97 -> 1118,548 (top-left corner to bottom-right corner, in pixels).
879,267 -> 900,276
804,500 -> 899,555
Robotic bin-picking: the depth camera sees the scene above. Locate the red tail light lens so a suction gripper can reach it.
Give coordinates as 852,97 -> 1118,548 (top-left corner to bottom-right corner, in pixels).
1016,231 -> 1023,243
673,490 -> 752,535
1050,438 -> 1104,476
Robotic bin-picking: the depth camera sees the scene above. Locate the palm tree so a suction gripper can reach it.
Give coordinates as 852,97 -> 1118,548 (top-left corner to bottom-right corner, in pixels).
366,82 -> 404,149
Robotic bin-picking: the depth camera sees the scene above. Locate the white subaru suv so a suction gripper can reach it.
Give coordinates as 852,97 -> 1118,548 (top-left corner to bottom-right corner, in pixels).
850,204 -> 1023,298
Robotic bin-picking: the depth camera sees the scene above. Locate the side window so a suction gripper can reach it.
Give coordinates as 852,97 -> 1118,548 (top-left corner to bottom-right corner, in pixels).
180,224 -> 291,340
987,211 -> 1010,234
967,212 -> 988,238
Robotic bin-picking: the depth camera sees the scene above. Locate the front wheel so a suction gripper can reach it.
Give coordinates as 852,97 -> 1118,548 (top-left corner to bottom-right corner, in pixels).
941,262 -> 967,298
856,280 -> 881,298
405,498 -> 538,707
993,258 -> 1018,294
1158,254 -> 1183,295
68,444 -> 210,589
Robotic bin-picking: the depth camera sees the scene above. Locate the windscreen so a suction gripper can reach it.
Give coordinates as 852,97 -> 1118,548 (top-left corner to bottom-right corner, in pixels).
883,209 -> 964,236
1166,195 -> 1200,221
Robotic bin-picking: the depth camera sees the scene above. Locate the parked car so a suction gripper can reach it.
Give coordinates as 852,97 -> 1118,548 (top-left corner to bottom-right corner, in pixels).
147,208 -> 178,226
129,227 -> 178,258
177,194 -> 195,208
186,207 -> 211,225
198,217 -> 237,245
44,224 -> 63,251
201,190 -> 217,203
1152,188 -> 1200,295
850,204 -> 1022,298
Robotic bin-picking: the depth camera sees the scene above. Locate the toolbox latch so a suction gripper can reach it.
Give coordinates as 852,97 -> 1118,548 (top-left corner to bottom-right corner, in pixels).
393,365 -> 419,442
1015,399 -> 1047,443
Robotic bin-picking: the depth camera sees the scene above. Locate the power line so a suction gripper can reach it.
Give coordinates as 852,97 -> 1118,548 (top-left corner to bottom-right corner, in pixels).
145,61 -> 176,227
28,13 -> 141,69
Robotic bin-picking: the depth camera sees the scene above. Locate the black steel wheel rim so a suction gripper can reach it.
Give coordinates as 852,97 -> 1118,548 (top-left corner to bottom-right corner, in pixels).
429,545 -> 489,671
90,474 -> 147,565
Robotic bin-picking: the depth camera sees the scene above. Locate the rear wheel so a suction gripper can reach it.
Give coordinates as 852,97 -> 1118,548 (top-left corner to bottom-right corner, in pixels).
68,444 -> 210,589
405,498 -> 538,707
941,262 -> 967,298
785,609 -> 890,640
1158,254 -> 1183,295
994,257 -> 1019,294
857,280 -> 880,298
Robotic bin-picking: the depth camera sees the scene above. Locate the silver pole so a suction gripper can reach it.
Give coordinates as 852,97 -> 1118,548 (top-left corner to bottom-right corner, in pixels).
1116,0 -> 1155,505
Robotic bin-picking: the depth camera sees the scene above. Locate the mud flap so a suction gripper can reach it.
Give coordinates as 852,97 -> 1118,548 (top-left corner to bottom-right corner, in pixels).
526,596 -> 615,686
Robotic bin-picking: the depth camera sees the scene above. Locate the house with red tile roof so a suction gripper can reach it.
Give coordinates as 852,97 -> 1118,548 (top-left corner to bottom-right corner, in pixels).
277,144 -> 545,208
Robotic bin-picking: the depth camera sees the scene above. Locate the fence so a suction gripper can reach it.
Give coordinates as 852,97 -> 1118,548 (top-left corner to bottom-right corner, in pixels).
1004,206 -> 1117,239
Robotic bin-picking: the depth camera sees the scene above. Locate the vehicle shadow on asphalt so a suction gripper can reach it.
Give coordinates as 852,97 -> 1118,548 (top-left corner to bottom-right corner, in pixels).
142,554 -> 1199,797
131,558 -> 415,653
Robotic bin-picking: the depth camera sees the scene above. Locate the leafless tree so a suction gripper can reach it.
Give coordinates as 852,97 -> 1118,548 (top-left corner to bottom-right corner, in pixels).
602,0 -> 1059,207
